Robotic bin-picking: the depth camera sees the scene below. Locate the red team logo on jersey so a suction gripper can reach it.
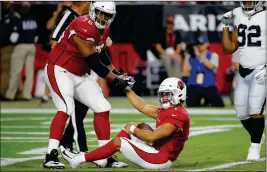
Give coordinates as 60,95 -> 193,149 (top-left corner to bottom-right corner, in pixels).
177,80 -> 184,90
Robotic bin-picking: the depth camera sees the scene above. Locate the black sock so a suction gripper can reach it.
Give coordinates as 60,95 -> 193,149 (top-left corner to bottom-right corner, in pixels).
240,118 -> 253,135
250,118 -> 265,143
241,117 -> 264,143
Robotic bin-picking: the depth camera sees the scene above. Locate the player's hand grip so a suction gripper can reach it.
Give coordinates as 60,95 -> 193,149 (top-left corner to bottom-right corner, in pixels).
221,11 -> 235,27
112,76 -> 136,90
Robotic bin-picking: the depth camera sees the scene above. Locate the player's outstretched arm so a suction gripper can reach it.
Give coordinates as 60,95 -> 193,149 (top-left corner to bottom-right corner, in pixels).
222,26 -> 238,54
73,35 -> 132,90
73,35 -> 117,80
125,90 -> 158,119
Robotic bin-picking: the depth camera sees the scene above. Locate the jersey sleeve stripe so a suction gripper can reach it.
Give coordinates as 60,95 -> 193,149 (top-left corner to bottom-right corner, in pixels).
52,10 -> 72,40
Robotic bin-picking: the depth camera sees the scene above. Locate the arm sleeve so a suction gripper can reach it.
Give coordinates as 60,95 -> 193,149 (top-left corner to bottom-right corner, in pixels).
85,53 -> 110,78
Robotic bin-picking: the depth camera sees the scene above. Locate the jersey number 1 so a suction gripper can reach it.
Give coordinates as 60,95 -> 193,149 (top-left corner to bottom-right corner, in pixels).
238,24 -> 261,47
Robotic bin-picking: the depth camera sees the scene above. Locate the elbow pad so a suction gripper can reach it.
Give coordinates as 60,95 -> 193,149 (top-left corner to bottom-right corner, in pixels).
85,53 -> 110,78
99,50 -> 112,66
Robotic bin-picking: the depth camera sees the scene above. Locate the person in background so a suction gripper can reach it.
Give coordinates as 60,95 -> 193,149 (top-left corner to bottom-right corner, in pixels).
154,16 -> 183,78
183,35 -> 224,107
0,2 -> 21,99
4,2 -> 38,101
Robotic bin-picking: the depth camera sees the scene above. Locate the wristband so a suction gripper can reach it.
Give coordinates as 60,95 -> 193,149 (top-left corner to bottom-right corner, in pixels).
130,125 -> 136,134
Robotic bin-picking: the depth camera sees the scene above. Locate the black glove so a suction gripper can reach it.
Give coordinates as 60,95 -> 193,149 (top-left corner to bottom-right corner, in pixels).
112,69 -> 125,76
112,76 -> 136,90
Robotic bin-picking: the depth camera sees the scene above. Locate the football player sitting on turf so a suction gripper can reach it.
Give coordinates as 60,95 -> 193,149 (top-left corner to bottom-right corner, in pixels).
62,77 -> 190,169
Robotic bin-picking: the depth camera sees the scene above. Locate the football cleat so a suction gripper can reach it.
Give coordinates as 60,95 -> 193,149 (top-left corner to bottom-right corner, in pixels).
43,149 -> 65,169
247,143 -> 260,161
93,159 -> 108,168
106,156 -> 128,168
61,149 -> 81,168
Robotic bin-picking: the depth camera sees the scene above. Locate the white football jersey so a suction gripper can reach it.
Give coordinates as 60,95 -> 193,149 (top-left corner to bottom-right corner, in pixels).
233,7 -> 266,69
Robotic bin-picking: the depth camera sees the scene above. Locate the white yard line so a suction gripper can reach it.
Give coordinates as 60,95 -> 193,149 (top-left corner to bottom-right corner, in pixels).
0,117 -> 52,121
187,158 -> 266,171
0,108 -> 237,115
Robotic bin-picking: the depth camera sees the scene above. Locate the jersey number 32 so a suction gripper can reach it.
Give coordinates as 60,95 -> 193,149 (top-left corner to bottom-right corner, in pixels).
238,24 -> 261,47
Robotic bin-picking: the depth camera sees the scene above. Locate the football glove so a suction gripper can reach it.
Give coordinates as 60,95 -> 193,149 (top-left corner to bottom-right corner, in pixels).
255,67 -> 266,85
221,11 -> 235,27
112,76 -> 136,90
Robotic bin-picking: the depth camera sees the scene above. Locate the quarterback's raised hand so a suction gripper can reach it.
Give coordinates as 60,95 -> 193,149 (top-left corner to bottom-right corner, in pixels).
221,11 -> 235,27
112,75 -> 136,90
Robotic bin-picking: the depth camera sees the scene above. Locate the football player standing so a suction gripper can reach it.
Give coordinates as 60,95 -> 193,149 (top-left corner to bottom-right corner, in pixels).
221,1 -> 266,161
42,2 -> 135,169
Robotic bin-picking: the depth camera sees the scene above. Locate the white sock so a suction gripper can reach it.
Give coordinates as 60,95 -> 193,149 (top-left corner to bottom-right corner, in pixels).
98,140 -> 110,147
250,142 -> 260,149
48,139 -> 60,153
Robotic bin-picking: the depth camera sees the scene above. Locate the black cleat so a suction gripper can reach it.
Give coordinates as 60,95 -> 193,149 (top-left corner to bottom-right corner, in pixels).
43,149 -> 65,169
106,155 -> 128,168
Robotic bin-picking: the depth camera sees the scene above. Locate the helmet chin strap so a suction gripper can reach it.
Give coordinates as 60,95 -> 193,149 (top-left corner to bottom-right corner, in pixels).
161,102 -> 171,109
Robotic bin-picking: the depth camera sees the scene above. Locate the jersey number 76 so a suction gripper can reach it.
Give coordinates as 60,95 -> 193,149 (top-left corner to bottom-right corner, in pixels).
238,24 -> 261,47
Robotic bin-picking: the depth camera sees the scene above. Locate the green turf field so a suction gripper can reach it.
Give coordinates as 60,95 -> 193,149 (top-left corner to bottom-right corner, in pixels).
0,99 -> 266,171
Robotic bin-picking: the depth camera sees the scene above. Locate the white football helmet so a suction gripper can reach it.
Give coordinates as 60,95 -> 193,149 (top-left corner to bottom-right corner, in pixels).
89,2 -> 116,30
158,77 -> 187,109
240,1 -> 266,17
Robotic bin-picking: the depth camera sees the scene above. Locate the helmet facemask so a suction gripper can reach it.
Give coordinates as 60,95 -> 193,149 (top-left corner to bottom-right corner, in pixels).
158,91 -> 173,109
89,3 -> 116,30
240,1 -> 261,17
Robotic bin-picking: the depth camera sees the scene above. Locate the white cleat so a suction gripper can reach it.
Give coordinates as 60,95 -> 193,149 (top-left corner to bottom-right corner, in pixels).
62,149 -> 81,168
247,143 -> 260,161
93,159 -> 108,168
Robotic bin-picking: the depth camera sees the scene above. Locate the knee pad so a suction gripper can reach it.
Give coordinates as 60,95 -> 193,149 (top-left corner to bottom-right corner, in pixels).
92,98 -> 111,113
52,93 -> 74,116
234,105 -> 250,120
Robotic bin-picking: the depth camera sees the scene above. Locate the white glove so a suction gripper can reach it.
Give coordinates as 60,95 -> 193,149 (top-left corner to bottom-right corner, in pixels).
255,67 -> 266,85
221,11 -> 235,27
